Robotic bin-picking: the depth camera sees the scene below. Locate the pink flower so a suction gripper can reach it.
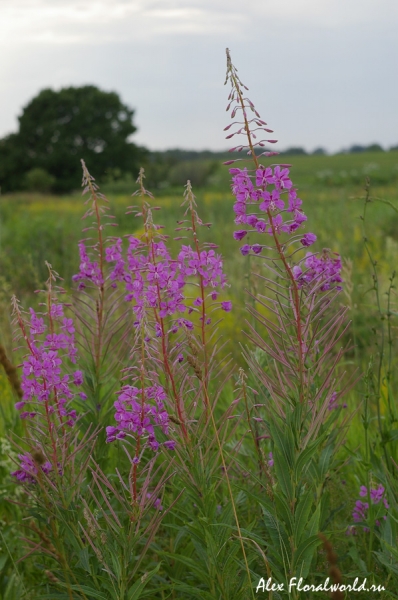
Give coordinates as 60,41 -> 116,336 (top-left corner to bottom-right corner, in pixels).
256,167 -> 275,187
274,166 -> 292,189
233,230 -> 248,240
301,233 -> 317,247
221,301 -> 232,312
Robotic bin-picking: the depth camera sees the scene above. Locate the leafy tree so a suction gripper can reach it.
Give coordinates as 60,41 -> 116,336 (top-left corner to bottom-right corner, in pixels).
168,159 -> 218,187
0,86 -> 146,193
280,146 -> 307,155
366,143 -> 384,152
348,144 -> 366,153
24,168 -> 55,193
312,147 -> 327,155
0,133 -> 30,192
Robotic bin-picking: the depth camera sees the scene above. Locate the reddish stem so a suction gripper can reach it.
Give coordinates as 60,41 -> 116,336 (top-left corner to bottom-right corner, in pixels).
139,188 -> 189,441
189,205 -> 209,404
231,75 -> 305,400
84,170 -> 105,376
46,270 -> 66,434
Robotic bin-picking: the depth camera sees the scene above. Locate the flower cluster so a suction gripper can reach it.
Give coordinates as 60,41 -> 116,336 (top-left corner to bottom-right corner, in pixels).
103,235 -> 232,329
229,167 -> 343,292
11,452 -> 52,484
230,166 -> 316,253
15,304 -> 83,426
106,384 -> 176,453
350,485 -> 389,533
327,391 -> 347,411
293,251 -> 343,292
178,246 -> 227,291
147,493 -> 163,511
223,61 -> 343,293
72,241 -> 103,288
123,238 -> 186,323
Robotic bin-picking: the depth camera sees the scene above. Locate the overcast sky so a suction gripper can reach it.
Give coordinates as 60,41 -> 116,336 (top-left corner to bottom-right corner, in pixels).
1,0 -> 397,153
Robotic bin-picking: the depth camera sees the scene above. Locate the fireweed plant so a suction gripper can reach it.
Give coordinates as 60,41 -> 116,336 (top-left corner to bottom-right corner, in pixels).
222,49 -> 358,595
2,50 -> 396,599
8,157 -> 255,598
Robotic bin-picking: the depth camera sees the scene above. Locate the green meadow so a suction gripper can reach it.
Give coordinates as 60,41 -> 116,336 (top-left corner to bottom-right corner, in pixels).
1,150 -> 397,355
0,150 -> 398,598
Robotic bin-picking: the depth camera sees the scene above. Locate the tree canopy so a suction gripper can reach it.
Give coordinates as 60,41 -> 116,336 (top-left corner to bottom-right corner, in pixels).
0,85 -> 145,193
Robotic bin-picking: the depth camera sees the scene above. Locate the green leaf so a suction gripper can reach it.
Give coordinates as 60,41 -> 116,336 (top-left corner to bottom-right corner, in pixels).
318,443 -> 334,480
293,492 -> 313,546
75,547 -> 91,574
269,420 -> 295,468
109,547 -> 122,581
377,538 -> 398,562
290,404 -> 303,442
40,595 -> 72,599
304,504 -> 321,538
273,449 -> 294,501
388,430 -> 398,442
0,554 -> 8,571
169,583 -> 216,600
294,436 -> 325,482
128,563 -> 161,600
274,494 -> 294,536
161,551 -> 211,585
321,499 -> 346,531
191,536 -> 211,567
292,534 -> 321,579
348,546 -> 367,573
262,508 -> 290,567
56,584 -> 110,599
374,551 -> 398,576
244,487 -> 275,515
174,525 -> 188,551
370,447 -> 383,471
379,515 -> 395,554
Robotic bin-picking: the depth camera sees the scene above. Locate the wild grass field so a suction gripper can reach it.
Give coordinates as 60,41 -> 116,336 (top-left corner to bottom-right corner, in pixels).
1,150 -> 397,357
0,147 -> 397,599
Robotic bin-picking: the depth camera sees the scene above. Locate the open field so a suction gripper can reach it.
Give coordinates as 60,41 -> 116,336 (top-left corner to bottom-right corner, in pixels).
1,151 -> 397,352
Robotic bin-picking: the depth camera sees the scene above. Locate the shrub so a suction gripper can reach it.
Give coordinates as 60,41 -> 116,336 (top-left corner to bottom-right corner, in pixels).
24,167 -> 56,193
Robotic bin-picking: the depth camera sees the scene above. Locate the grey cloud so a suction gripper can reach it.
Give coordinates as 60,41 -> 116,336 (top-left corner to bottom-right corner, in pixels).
0,0 -> 397,152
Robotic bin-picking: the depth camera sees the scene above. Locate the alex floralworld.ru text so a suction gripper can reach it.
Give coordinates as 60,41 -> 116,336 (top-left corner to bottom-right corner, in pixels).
255,577 -> 385,593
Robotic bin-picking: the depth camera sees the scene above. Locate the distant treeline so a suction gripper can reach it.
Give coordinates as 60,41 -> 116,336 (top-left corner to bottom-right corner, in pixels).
140,144 -> 398,190
1,84 -> 397,194
151,142 -> 398,162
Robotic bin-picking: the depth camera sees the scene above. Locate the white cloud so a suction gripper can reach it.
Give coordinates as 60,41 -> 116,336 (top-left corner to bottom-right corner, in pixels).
1,0 -> 395,47
0,0 -> 245,44
0,0 -> 396,150
252,0 -> 398,26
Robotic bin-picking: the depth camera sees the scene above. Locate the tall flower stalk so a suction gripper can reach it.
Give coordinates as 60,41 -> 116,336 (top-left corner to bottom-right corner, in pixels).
224,49 -> 354,595
72,161 -> 132,432
224,49 -> 345,408
73,161 -> 107,375
135,169 -> 189,438
11,265 -> 82,477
